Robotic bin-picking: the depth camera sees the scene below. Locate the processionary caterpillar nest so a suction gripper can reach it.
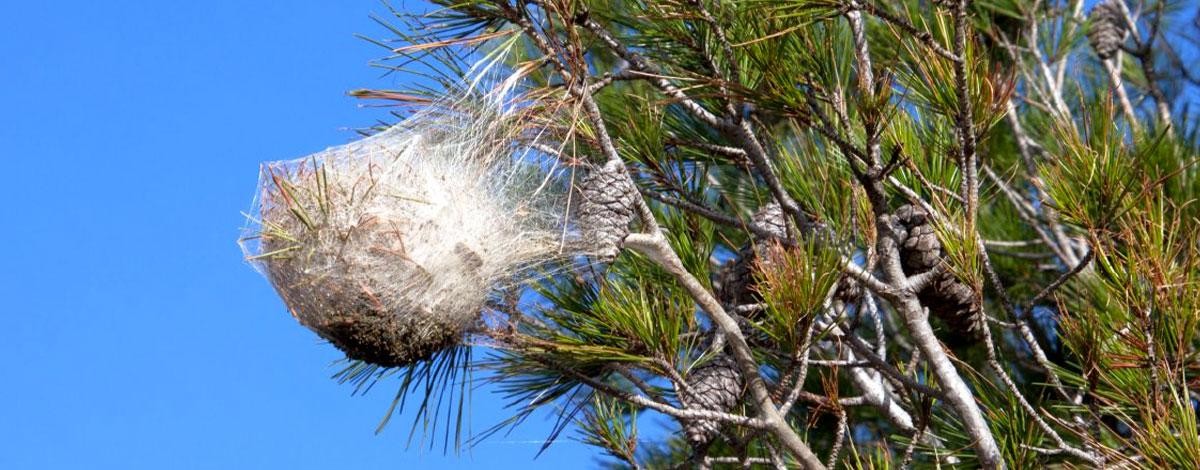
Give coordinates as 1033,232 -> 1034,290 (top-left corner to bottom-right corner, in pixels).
241,95 -> 574,368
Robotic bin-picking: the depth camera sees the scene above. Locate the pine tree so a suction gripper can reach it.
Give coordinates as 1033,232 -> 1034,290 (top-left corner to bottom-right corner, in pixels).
249,0 -> 1200,467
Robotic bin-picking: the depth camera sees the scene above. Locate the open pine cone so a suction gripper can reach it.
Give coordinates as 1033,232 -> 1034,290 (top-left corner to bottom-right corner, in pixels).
894,204 -> 984,339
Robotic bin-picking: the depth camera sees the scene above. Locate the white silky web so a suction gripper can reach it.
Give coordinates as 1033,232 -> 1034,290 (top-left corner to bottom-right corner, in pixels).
240,67 -> 572,367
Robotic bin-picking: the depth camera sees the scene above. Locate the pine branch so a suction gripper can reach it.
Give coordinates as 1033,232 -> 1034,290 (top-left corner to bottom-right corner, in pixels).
623,233 -> 827,469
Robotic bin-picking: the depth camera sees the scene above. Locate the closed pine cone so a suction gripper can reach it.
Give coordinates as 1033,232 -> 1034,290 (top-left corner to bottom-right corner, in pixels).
751,202 -> 788,239
1088,0 -> 1128,60
578,160 -> 639,262
894,204 -> 984,338
714,203 -> 786,308
834,275 -> 863,305
680,354 -> 743,446
715,202 -> 861,308
715,250 -> 757,308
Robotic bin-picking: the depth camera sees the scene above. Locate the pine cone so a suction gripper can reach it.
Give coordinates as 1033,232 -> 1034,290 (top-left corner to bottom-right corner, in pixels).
1088,0 -> 1128,60
896,204 -> 940,272
680,354 -> 743,446
756,203 -> 857,305
716,203 -> 863,309
751,202 -> 788,240
893,204 -> 984,338
714,251 -> 757,308
834,275 -> 863,305
919,274 -> 982,337
578,161 -> 638,262
715,203 -> 786,308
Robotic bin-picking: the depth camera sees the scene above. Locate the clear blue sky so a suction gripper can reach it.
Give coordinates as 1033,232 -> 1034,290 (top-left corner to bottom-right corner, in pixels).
0,2 -> 606,468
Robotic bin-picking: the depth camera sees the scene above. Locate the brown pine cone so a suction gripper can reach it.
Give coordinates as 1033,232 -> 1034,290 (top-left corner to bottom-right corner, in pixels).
714,251 -> 756,308
680,354 -> 744,447
716,203 -> 863,310
896,205 -> 941,272
714,203 -> 787,308
578,161 -> 639,262
919,274 -> 982,337
834,275 -> 863,305
894,204 -> 984,338
1088,0 -> 1128,60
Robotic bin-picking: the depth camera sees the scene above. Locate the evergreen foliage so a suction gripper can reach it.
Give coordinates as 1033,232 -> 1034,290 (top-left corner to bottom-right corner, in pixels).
265,0 -> 1200,467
